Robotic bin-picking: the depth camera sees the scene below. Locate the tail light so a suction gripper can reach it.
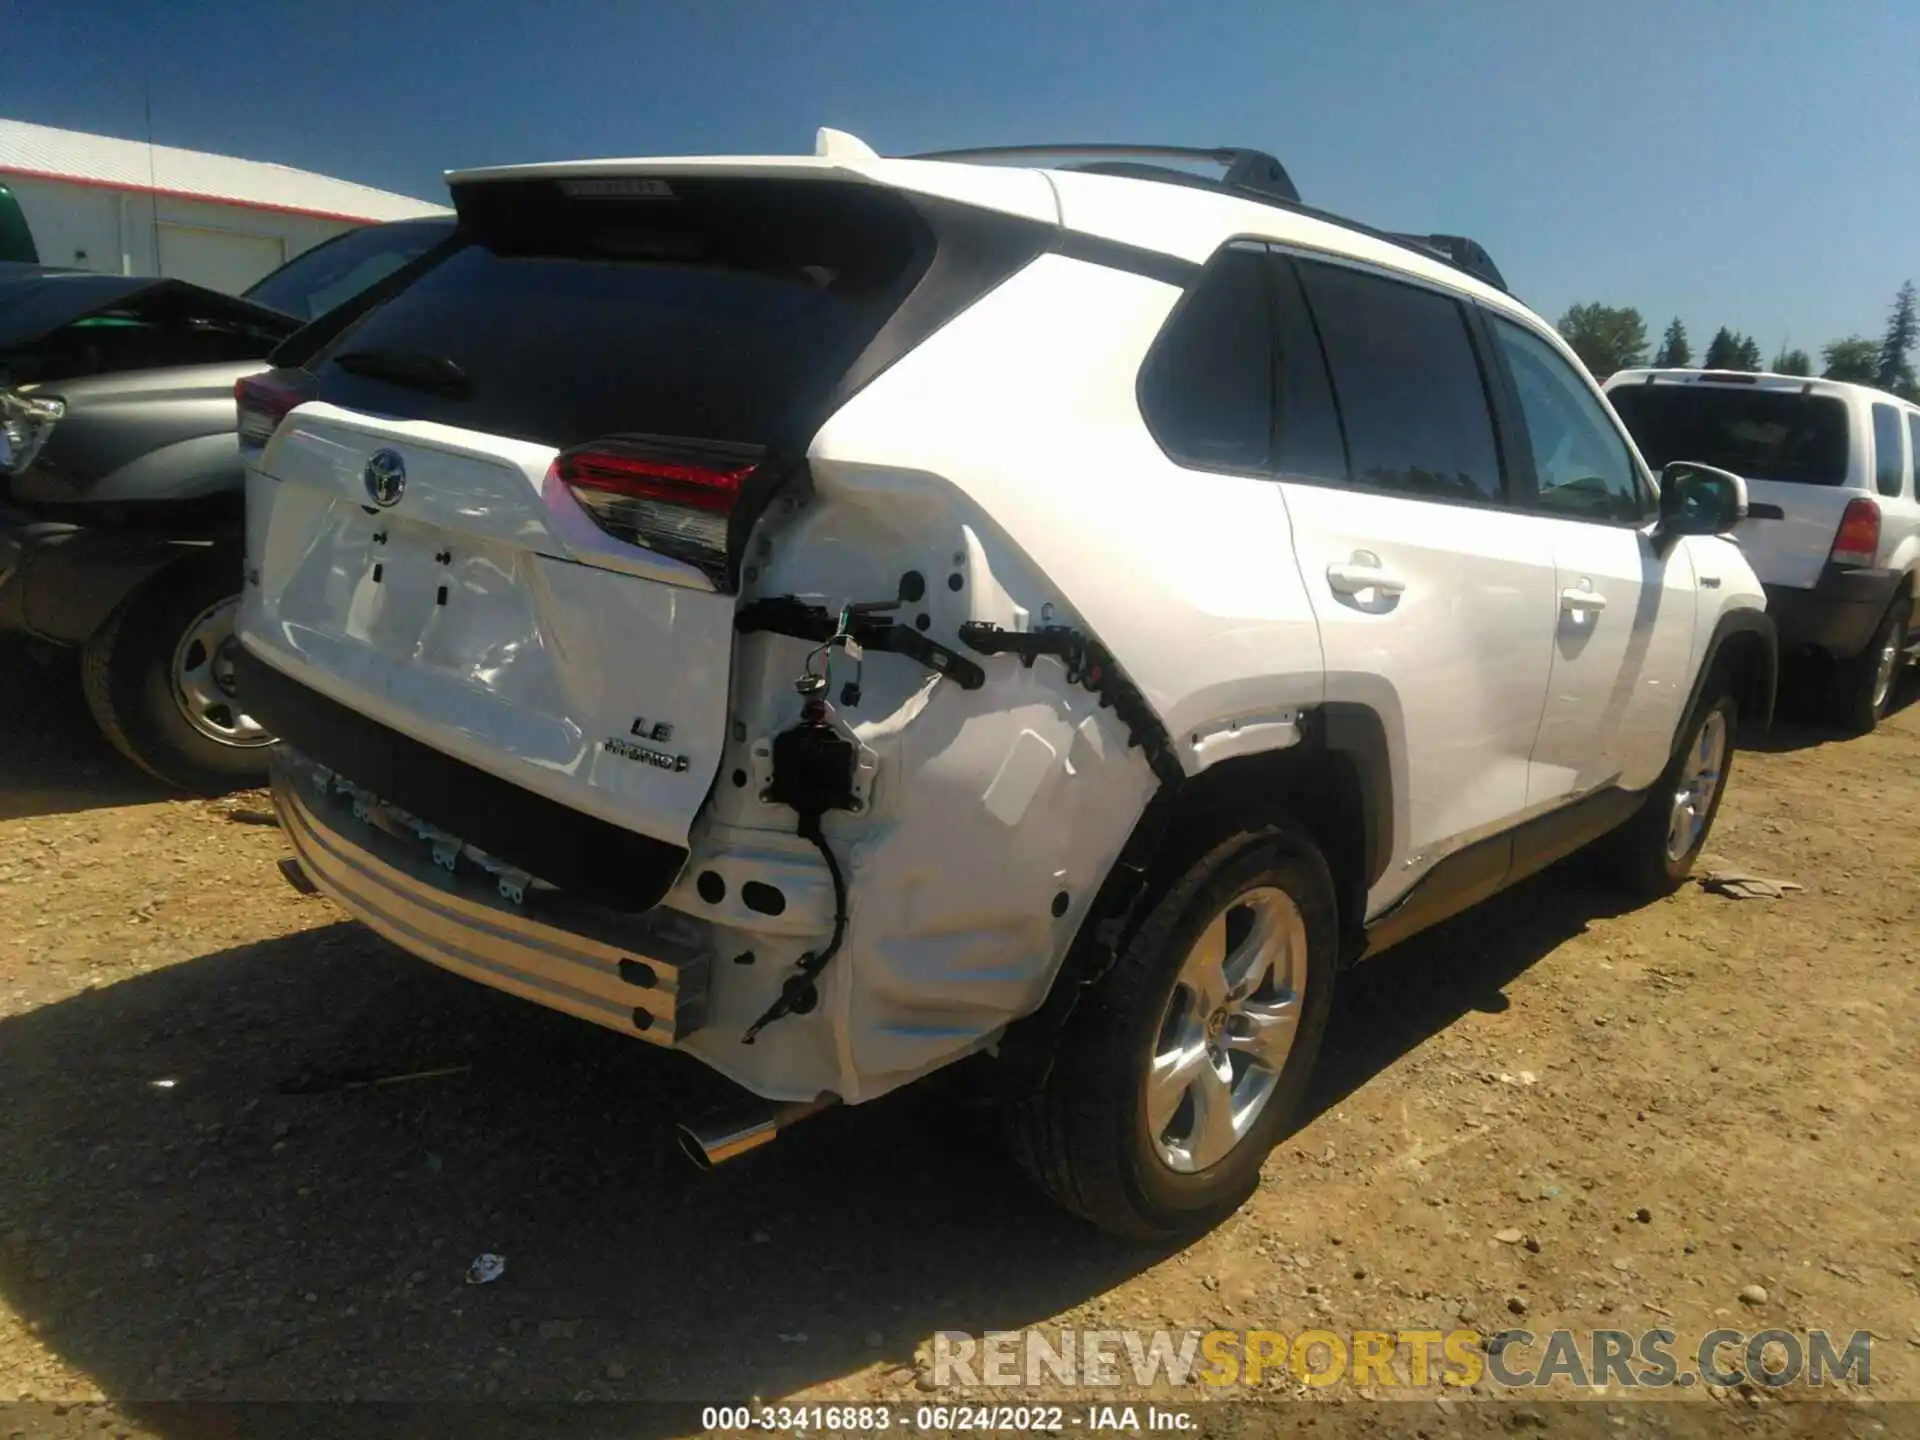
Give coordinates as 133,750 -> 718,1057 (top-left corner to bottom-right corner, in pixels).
0,389 -> 64,476
1828,498 -> 1881,568
554,437 -> 764,586
235,372 -> 314,457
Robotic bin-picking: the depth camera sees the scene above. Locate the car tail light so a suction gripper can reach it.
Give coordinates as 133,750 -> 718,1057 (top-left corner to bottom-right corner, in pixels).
0,389 -> 64,476
235,372 -> 314,456
1828,498 -> 1881,568
555,437 -> 764,586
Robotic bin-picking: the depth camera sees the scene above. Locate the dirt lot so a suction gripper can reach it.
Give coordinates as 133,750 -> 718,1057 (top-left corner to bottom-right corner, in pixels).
1,636 -> 1916,1438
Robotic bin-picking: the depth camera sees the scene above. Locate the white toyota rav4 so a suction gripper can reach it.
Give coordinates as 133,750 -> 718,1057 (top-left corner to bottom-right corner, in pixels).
232,132 -> 1775,1238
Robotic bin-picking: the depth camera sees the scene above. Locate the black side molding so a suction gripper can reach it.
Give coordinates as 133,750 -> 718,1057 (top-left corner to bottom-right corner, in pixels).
1361,784 -> 1644,959
233,647 -> 687,912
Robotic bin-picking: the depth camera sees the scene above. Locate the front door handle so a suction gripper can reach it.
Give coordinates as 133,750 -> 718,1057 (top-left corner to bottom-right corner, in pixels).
1327,562 -> 1407,597
1560,586 -> 1608,613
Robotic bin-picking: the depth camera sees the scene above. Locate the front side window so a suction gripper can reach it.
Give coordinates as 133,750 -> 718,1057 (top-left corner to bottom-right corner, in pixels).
1295,260 -> 1503,503
1872,403 -> 1907,498
1491,315 -> 1645,522
1138,246 -> 1273,471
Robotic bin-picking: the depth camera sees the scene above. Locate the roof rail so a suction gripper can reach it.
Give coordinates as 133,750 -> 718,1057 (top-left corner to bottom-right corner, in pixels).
909,144 -> 1301,204
1382,233 -> 1508,293
908,142 -> 1509,295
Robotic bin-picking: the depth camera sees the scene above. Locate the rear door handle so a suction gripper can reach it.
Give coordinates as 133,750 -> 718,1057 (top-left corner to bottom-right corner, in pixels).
1560,586 -> 1608,613
1326,562 -> 1407,596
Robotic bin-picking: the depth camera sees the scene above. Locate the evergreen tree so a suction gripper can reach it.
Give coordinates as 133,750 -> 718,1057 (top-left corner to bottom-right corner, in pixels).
1654,317 -> 1691,368
1702,327 -> 1741,369
1772,347 -> 1812,376
1877,281 -> 1918,393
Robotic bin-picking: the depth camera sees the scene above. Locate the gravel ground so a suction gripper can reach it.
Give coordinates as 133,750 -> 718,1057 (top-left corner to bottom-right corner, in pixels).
1,637 -> 1916,1439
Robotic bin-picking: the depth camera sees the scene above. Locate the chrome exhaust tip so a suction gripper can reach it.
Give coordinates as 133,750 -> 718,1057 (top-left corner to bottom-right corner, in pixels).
677,1093 -> 838,1170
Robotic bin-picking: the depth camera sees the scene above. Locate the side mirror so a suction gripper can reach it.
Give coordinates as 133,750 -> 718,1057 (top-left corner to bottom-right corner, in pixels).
1656,461 -> 1749,539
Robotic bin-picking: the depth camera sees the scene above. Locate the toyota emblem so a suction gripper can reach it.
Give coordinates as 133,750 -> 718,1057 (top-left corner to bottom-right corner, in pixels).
364,449 -> 407,507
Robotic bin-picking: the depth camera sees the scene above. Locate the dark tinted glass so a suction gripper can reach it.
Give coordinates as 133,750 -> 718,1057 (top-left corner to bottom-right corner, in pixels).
1872,403 -> 1906,497
244,219 -> 455,321
310,181 -> 932,451
1139,246 -> 1272,470
1491,316 -> 1643,522
1908,414 -> 1920,499
1296,261 -> 1502,502
1269,257 -> 1348,483
1608,385 -> 1849,487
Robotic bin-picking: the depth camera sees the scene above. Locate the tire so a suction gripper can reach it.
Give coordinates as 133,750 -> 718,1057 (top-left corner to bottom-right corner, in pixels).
1830,596 -> 1909,734
1602,688 -> 1738,900
80,557 -> 276,794
1004,821 -> 1339,1240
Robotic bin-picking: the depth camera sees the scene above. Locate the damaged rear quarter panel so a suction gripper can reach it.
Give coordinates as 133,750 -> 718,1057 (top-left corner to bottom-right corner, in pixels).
679,252 -> 1326,1104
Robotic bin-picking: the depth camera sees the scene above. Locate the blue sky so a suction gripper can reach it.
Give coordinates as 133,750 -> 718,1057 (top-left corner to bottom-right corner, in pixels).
11,0 -> 1917,359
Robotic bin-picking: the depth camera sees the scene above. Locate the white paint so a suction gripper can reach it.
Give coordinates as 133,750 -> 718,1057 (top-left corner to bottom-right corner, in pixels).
240,138 -> 1769,1111
982,729 -> 1060,827
1606,369 -> 1920,593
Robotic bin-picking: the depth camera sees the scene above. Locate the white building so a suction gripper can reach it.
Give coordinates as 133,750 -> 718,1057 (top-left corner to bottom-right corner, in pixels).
0,117 -> 451,294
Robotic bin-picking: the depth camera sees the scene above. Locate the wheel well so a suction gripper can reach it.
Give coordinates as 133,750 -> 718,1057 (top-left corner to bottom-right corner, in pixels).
1149,718 -> 1386,963
1712,627 -> 1777,732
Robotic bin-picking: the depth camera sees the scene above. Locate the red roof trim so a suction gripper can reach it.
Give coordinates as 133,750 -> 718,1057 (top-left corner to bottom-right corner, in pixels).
0,163 -> 436,227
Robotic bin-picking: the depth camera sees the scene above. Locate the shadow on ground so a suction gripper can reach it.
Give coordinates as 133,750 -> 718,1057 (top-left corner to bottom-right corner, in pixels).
0,841 -> 1632,1435
1744,664 -> 1918,755
0,639 -> 167,821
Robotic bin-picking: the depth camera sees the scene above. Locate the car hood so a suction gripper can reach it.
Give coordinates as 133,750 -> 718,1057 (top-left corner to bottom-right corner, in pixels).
0,272 -> 292,349
6,359 -> 266,507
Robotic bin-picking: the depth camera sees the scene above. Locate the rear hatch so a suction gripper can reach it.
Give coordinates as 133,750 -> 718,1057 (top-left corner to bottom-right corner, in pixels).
1608,377 -> 1856,588
238,167 -> 1051,905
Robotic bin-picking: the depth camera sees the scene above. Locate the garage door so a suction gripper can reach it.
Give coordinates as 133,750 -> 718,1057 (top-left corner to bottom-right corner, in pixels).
156,223 -> 286,295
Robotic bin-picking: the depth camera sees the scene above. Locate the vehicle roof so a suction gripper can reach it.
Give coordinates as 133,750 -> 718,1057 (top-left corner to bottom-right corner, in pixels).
446,130 -> 1533,323
1608,367 -> 1920,411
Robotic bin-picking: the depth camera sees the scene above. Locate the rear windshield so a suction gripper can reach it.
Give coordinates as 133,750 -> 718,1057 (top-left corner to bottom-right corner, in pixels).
243,218 -> 453,322
1608,384 -> 1850,486
309,180 -> 934,452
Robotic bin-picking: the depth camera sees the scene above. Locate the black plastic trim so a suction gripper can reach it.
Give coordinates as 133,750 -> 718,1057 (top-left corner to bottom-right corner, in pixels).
1763,570 -> 1900,659
1361,784 -> 1643,958
1050,230 -> 1204,289
232,647 -> 688,912
1683,607 -> 1778,736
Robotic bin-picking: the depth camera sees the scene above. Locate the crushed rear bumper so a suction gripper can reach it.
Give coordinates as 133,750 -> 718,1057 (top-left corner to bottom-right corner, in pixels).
271,746 -> 712,1045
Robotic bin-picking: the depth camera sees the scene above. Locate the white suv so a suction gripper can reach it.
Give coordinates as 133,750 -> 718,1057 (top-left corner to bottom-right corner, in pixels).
232,132 -> 1774,1238
1606,369 -> 1920,731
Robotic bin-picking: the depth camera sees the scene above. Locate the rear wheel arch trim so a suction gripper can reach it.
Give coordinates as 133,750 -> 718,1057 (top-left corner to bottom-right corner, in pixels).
1096,707 -> 1394,963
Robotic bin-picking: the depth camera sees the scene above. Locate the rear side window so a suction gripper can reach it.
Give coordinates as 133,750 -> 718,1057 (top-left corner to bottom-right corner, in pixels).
1872,403 -> 1907,497
310,180 -> 941,451
1908,414 -> 1920,497
1295,260 -> 1503,503
1607,385 -> 1849,486
1138,246 -> 1272,471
